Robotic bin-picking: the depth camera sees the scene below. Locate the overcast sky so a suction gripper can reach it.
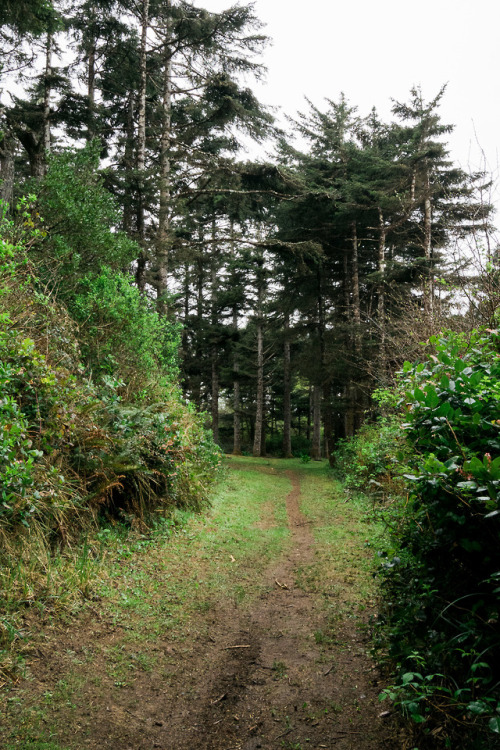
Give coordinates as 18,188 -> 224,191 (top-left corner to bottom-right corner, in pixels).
201,0 -> 500,209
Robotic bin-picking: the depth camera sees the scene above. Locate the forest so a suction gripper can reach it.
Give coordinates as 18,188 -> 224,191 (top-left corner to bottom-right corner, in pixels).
1,1 -> 499,748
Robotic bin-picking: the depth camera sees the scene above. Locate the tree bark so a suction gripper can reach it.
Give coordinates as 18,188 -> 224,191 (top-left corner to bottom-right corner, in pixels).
43,31 -> 53,159
0,132 -> 15,208
311,384 -> 322,460
232,303 -> 242,455
323,381 -> 334,466
423,169 -> 434,318
252,318 -> 264,457
378,208 -> 387,379
210,220 -> 219,444
211,356 -> 219,444
351,222 -> 361,351
135,0 -> 149,292
155,11 -> 173,314
15,131 -> 44,178
351,222 -> 364,431
253,254 -> 265,457
282,311 -> 292,457
122,91 -> 135,234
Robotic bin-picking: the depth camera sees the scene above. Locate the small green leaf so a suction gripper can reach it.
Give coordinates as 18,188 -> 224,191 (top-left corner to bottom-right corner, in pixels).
489,717 -> 500,734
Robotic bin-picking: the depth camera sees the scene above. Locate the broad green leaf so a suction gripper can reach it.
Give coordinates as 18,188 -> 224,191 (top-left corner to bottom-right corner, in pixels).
424,387 -> 440,408
489,717 -> 500,734
440,374 -> 450,389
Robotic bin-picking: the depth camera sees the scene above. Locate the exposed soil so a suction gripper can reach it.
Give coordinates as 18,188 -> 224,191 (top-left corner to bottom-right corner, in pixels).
1,465 -> 403,749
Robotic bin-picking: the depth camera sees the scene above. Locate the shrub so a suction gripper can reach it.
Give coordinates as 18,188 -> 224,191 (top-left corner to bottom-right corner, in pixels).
333,408 -> 409,502
69,267 -> 181,389
376,329 -> 500,748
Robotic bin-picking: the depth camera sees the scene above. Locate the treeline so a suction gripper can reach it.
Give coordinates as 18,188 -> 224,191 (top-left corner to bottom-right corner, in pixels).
1,0 -> 495,461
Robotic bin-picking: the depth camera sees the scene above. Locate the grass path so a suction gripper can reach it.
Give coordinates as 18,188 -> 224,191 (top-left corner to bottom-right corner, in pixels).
0,457 -> 402,749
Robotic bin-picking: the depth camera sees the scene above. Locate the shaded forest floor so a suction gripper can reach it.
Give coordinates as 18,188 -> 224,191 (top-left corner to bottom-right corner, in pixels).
0,457 -> 407,749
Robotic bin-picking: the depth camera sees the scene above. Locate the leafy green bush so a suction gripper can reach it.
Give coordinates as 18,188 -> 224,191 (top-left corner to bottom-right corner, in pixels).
70,267 -> 181,388
0,170 -> 222,678
0,196 -> 220,600
376,329 -> 500,748
333,412 -> 408,501
37,141 -> 138,282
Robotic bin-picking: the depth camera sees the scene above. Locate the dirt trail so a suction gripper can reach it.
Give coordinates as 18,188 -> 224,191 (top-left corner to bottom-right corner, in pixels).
114,467 -> 398,750
1,463 -> 402,749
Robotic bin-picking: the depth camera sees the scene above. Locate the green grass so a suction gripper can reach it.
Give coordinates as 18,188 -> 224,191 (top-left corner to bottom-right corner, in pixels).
0,459 -> 293,747
0,456 -> 387,749
95,461 -> 291,638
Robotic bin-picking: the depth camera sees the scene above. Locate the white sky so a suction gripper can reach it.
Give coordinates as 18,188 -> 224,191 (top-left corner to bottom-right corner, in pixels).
201,0 -> 500,213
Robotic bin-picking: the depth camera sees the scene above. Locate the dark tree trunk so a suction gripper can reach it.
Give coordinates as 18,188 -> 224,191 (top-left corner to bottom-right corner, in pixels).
122,91 -> 135,235
210,227 -> 219,444
253,317 -> 264,457
423,169 -> 434,319
155,25 -> 173,314
232,305 -> 242,455
323,381 -> 334,466
43,31 -> 52,158
0,132 -> 15,207
135,0 -> 149,292
282,311 -> 292,457
311,384 -> 322,460
378,208 -> 387,379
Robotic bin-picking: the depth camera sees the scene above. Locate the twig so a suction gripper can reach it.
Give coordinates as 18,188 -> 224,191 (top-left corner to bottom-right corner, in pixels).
323,663 -> 335,675
275,579 -> 289,590
274,728 -> 292,740
224,644 -> 251,650
211,693 -> 227,705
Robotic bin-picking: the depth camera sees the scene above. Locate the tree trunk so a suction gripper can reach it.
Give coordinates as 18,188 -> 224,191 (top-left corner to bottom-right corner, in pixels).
155,17 -> 173,314
211,356 -> 219,444
260,391 -> 267,456
311,384 -> 322,460
16,131 -> 44,178
351,222 -> 361,351
122,91 -> 135,234
135,0 -> 149,292
191,256 -> 204,408
323,381 -> 334,466
86,29 -> 96,140
253,254 -> 265,457
253,317 -> 264,457
181,262 -> 190,398
0,132 -> 15,208
378,208 -> 387,379
307,385 -> 312,441
423,169 -> 433,318
43,31 -> 53,159
210,221 -> 219,444
282,311 -> 292,457
351,222 -> 364,431
232,303 -> 242,455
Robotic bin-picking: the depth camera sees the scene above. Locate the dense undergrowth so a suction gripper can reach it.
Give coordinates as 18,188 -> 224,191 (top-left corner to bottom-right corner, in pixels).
0,146 -> 220,677
334,330 -> 500,749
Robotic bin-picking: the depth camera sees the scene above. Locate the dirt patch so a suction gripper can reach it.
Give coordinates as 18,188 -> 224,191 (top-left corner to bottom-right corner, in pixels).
1,465 -> 403,749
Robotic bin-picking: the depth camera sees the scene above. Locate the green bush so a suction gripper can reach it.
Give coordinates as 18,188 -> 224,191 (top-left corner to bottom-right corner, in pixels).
333,413 -> 408,500
70,267 -> 181,388
376,329 -> 500,748
0,198 -> 221,533
37,141 -> 138,281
